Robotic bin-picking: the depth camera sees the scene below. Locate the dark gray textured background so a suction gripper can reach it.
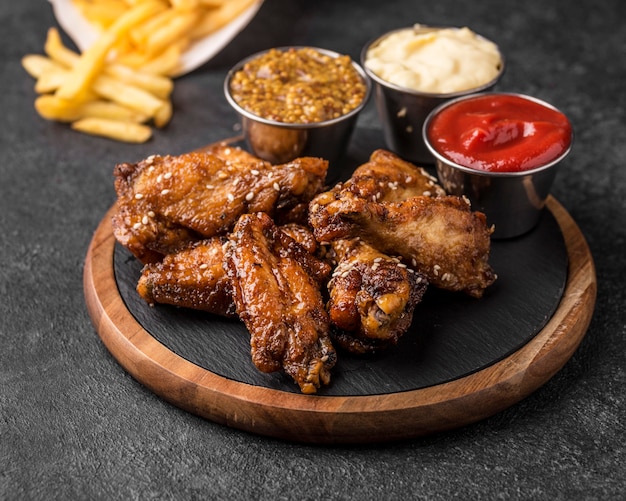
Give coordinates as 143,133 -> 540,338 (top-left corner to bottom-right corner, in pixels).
2,0 -> 625,499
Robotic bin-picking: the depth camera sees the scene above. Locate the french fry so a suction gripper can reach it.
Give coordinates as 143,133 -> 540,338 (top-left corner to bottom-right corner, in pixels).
45,28 -> 173,98
198,0 -> 228,7
153,100 -> 172,128
35,95 -> 149,123
142,10 -> 198,57
71,117 -> 153,143
35,65 -> 72,94
44,28 -> 79,68
128,8 -> 178,47
190,0 -> 256,40
56,0 -> 167,100
91,74 -> 168,120
170,0 -> 201,10
132,41 -> 186,76
73,0 -> 129,30
26,0 -> 262,143
21,54 -> 60,79
79,100 -> 150,123
104,64 -> 173,98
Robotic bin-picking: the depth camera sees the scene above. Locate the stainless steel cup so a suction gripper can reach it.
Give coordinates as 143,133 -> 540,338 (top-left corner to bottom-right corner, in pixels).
423,93 -> 573,239
224,47 -> 371,167
361,27 -> 504,165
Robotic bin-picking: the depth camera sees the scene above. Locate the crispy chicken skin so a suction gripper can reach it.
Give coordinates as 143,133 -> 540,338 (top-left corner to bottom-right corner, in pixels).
136,236 -> 236,317
112,146 -> 328,263
327,238 -> 429,354
310,192 -> 496,298
225,212 -> 336,394
308,149 -> 495,298
132,223 -> 318,317
348,149 -> 447,202
134,223 -> 319,316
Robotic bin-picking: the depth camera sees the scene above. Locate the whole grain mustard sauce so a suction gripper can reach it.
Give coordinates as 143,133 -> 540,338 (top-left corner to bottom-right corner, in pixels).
365,26 -> 502,94
229,48 -> 367,124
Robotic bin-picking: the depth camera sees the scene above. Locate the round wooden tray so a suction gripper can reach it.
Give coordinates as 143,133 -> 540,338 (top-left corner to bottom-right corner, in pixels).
84,196 -> 596,443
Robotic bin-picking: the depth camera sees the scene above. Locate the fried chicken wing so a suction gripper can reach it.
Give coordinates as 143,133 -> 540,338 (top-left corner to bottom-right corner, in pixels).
310,190 -> 495,298
327,238 -> 429,354
112,146 -> 328,263
348,149 -> 447,202
225,212 -> 336,394
135,222 -> 320,317
136,236 -> 236,317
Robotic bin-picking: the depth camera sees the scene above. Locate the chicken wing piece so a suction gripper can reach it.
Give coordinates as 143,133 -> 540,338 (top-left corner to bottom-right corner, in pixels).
226,212 -> 336,394
327,238 -> 428,354
309,192 -> 496,298
134,222 -> 320,317
136,236 -> 236,318
349,149 -> 446,202
112,147 -> 328,263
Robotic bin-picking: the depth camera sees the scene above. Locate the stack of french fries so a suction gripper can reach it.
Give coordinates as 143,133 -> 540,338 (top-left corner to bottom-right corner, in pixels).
22,0 -> 257,143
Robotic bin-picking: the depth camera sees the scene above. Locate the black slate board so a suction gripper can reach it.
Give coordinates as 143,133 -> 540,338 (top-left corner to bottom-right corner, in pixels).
113,207 -> 567,396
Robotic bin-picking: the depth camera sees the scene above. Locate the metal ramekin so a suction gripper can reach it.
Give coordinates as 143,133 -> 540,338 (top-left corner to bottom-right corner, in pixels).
361,26 -> 505,165
224,47 -> 371,168
423,92 -> 573,239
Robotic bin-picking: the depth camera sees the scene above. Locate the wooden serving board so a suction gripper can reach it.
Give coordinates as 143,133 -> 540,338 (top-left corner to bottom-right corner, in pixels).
83,196 -> 596,443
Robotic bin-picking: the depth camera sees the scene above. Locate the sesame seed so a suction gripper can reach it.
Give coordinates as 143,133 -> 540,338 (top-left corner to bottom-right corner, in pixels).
132,222 -> 141,229
251,169 -> 260,175
134,193 -> 143,200
161,189 -> 170,195
373,257 -> 383,263
273,182 -> 280,191
405,176 -> 413,183
148,211 -> 155,217
206,184 -> 214,190
397,263 -> 407,268
423,190 -> 431,197
156,174 -> 163,183
224,148 -> 231,155
142,215 -> 149,225
245,192 -> 254,201
232,178 -> 239,186
227,193 -> 235,202
163,172 -> 172,180
199,263 -> 208,270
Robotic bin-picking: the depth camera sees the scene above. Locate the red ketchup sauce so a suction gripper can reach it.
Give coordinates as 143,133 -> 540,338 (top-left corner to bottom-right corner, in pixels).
427,94 -> 572,172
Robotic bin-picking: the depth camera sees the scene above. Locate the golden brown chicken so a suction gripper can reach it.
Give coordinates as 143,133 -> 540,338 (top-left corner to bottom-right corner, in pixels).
345,149 -> 446,202
225,212 -> 336,394
112,145 -> 328,263
310,192 -> 496,298
309,149 -> 496,298
135,222 -> 321,317
136,236 -> 236,317
326,238 -> 429,354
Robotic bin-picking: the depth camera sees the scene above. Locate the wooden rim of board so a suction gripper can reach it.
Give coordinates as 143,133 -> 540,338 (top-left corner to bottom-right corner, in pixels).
83,196 -> 596,444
